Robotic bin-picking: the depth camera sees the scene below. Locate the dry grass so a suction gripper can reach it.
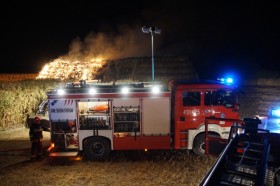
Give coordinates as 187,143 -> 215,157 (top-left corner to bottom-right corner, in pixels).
0,128 -> 50,169
0,128 -> 216,186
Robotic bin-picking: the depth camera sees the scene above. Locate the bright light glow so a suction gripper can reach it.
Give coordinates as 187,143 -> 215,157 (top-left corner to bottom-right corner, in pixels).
48,143 -> 55,151
218,77 -> 234,85
121,87 -> 129,94
152,85 -> 160,94
144,149 -> 148,152
57,89 -> 65,95
226,78 -> 233,84
89,88 -> 97,94
72,156 -> 82,161
271,109 -> 280,118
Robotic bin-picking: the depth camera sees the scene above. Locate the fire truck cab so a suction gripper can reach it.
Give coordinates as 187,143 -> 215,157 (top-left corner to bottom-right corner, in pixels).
47,79 -> 240,160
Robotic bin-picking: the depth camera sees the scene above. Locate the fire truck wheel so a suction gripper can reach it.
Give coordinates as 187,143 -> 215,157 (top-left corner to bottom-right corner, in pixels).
193,134 -> 205,156
83,137 -> 111,161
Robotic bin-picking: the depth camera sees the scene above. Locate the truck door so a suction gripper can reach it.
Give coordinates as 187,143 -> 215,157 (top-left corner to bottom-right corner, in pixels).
174,89 -> 203,149
179,90 -> 203,128
49,99 -> 78,151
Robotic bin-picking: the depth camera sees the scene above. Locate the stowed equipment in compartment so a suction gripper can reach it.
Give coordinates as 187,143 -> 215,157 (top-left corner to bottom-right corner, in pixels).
79,115 -> 109,130
50,120 -> 78,151
78,100 -> 111,130
113,106 -> 140,133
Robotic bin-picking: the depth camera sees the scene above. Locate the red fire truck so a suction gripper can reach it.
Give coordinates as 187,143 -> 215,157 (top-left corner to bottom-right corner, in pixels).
47,79 -> 240,160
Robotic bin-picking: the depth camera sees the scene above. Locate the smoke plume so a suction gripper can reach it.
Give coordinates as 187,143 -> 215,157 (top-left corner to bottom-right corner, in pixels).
64,24 -> 154,61
37,24 -> 158,80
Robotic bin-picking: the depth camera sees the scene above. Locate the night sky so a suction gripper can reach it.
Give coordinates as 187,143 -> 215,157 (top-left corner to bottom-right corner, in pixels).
3,1 -> 280,80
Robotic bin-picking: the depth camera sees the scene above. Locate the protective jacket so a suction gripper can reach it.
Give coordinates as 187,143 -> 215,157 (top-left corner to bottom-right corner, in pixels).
29,123 -> 43,141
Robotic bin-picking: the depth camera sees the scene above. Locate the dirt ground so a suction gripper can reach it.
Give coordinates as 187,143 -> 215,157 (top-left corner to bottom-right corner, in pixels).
0,128 -> 51,169
0,128 -> 216,186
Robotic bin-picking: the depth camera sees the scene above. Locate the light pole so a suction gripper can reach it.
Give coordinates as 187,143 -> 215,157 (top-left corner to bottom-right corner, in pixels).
142,26 -> 161,81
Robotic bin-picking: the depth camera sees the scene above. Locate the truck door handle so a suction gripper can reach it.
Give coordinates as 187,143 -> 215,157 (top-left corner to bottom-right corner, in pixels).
180,116 -> 185,121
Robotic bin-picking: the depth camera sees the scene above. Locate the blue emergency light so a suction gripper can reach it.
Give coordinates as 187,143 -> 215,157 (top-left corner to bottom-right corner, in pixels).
218,77 -> 234,85
271,109 -> 280,118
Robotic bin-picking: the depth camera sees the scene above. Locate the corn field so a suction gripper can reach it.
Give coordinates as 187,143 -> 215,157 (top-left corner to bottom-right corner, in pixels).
0,76 -> 61,130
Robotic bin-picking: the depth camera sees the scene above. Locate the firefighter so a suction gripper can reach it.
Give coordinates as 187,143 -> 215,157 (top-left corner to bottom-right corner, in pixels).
29,116 -> 43,160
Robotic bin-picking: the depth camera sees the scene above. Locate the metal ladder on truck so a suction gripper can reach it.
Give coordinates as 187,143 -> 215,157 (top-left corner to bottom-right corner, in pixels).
200,118 -> 270,186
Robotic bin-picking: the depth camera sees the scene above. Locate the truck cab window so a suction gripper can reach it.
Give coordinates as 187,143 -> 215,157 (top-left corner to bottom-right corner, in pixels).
205,89 -> 234,108
182,91 -> 201,106
204,91 -> 211,106
37,99 -> 48,114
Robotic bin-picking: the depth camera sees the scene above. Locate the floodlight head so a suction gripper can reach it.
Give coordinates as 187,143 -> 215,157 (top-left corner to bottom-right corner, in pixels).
154,28 -> 161,34
150,26 -> 161,34
142,26 -> 161,34
142,26 -> 150,33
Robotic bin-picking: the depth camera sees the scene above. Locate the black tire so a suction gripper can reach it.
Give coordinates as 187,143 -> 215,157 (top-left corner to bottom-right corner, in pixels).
193,134 -> 206,156
83,137 -> 111,161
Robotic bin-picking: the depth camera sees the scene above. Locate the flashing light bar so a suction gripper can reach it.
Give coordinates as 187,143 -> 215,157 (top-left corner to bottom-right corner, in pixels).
53,81 -> 165,95
218,77 -> 234,85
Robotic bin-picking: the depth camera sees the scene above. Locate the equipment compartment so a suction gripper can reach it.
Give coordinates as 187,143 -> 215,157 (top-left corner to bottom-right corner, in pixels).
78,100 -> 111,130
113,106 -> 140,133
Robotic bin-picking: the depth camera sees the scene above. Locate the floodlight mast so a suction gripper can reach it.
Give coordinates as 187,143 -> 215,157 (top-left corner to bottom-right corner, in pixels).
142,26 -> 161,81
